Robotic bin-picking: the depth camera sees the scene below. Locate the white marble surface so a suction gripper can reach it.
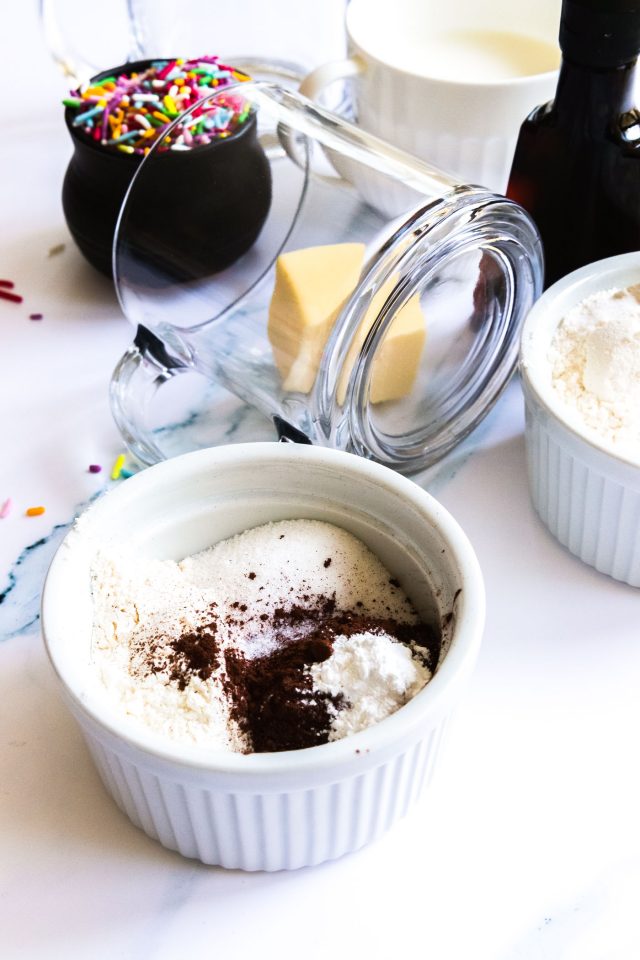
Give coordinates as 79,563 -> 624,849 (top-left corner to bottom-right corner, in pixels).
2,5 -> 640,959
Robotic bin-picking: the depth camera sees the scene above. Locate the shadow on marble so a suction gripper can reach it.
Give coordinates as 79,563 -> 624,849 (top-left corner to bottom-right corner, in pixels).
435,427 -> 638,598
2,637 -> 175,862
498,861 -> 640,959
2,631 -> 372,959
1,634 -> 335,883
1,656 -> 328,958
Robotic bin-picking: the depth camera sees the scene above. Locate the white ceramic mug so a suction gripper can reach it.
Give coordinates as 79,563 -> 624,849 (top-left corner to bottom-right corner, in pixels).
301,0 -> 561,192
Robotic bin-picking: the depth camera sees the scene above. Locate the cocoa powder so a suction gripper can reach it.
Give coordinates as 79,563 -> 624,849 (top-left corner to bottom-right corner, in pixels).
222,598 -> 439,753
224,634 -> 339,752
135,595 -> 439,752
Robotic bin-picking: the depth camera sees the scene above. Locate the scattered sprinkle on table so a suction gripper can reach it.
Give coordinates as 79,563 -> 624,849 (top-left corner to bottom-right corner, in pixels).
25,506 -> 46,517
29,313 -> 43,321
111,454 -> 126,480
88,464 -> 102,474
0,279 -> 15,288
0,289 -> 23,304
0,498 -> 12,519
120,468 -> 135,479
65,57 -> 251,157
48,243 -> 66,257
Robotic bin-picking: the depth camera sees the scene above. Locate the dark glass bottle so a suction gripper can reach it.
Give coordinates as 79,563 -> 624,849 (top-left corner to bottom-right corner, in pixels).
506,0 -> 640,288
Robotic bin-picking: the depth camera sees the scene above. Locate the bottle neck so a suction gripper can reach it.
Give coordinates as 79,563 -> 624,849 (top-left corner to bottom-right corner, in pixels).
559,0 -> 640,70
552,55 -> 637,121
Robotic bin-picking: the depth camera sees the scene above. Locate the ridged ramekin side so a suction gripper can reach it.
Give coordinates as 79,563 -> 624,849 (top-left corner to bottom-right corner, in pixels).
524,391 -> 640,587
81,718 -> 448,872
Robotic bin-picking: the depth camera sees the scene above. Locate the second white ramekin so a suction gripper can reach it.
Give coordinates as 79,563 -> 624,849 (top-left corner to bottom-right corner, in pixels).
42,443 -> 484,871
521,253 -> 640,587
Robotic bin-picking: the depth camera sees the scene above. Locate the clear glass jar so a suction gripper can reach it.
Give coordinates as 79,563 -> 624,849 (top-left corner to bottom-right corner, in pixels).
111,80 -> 543,474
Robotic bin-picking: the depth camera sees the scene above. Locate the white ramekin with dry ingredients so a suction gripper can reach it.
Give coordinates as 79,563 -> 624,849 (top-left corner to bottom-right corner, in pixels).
42,444 -> 484,871
521,252 -> 640,587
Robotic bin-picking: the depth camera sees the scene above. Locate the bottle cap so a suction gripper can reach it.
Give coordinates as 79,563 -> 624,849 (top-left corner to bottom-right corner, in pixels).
560,0 -> 640,67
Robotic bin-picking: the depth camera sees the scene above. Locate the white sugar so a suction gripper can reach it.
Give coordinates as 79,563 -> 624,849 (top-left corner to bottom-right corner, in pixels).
177,519 -> 418,659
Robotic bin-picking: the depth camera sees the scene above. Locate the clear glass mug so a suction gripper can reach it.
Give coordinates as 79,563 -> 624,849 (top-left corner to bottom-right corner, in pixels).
110,80 -> 543,474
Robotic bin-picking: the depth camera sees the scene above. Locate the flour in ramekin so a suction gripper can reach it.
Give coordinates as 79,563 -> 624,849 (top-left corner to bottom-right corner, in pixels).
89,519 -> 437,752
90,549 -> 247,749
549,285 -> 640,460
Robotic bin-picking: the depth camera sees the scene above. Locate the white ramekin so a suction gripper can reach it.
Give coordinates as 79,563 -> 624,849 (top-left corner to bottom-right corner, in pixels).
521,253 -> 640,587
42,443 -> 484,871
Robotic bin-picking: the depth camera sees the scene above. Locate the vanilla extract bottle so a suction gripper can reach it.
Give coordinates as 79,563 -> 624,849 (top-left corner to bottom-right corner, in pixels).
506,0 -> 640,287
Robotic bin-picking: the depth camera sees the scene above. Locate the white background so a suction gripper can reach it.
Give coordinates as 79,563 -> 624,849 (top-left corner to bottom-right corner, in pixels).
1,3 -> 640,958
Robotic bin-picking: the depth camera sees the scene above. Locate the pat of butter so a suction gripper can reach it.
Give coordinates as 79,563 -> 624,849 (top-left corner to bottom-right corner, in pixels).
268,243 -> 364,395
267,243 -> 425,403
336,276 -> 425,405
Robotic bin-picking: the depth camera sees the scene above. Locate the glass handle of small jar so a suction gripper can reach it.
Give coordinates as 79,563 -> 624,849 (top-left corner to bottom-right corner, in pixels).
110,326 -> 190,466
39,0 -> 145,85
230,60 -> 308,161
230,58 -> 305,84
278,58 -> 365,178
299,56 -> 364,102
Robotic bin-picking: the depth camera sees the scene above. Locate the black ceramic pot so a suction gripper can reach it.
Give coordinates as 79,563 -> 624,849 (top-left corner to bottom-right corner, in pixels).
62,59 -> 272,281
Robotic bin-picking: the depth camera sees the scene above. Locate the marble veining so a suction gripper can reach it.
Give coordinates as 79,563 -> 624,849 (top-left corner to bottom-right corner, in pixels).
0,389 -> 275,641
0,521 -> 72,641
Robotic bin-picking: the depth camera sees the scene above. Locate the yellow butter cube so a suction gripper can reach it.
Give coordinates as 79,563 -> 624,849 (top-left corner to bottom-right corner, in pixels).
268,243 -> 425,403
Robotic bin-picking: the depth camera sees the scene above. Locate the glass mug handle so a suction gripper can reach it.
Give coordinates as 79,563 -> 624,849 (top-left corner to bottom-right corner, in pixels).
39,0 -> 145,84
111,327 -> 313,464
110,326 -> 189,465
277,58 -> 365,180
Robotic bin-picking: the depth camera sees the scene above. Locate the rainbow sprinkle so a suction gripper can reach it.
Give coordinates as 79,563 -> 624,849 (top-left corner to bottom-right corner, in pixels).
0,498 -> 11,519
65,57 -> 252,156
25,506 -> 46,517
88,464 -> 102,474
110,454 -> 126,480
0,288 -> 23,304
0,278 -> 23,304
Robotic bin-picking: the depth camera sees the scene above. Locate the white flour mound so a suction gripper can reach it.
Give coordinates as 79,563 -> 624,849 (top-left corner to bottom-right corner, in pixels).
90,519 -> 428,751
549,284 -> 640,460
